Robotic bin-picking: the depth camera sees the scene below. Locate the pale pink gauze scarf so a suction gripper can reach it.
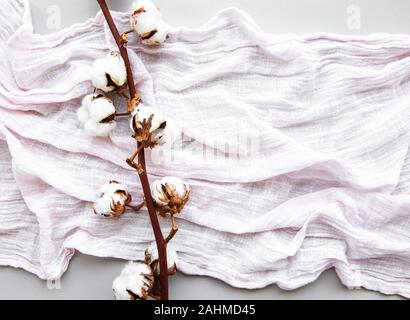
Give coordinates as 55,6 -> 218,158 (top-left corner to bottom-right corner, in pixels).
0,0 -> 410,297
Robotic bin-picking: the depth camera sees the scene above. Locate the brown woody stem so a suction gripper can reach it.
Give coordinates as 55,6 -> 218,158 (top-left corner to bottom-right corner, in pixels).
96,0 -> 169,300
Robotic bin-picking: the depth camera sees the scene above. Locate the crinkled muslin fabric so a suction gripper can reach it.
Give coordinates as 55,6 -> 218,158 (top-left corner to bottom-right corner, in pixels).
0,0 -> 410,297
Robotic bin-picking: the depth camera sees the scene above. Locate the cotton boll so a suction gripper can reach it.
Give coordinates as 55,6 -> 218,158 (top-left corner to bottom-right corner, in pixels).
141,21 -> 169,46
88,96 -> 116,123
84,119 -> 116,137
90,51 -> 127,92
90,61 -> 113,92
112,261 -> 154,300
130,0 -> 161,18
130,0 -> 168,45
80,96 -> 116,137
112,276 -> 131,300
77,106 -> 89,124
104,51 -> 127,86
151,128 -> 166,145
132,12 -> 159,37
78,93 -> 117,137
93,193 -> 116,217
99,181 -> 128,197
99,181 -> 114,195
130,104 -> 167,147
100,180 -> 128,199
111,192 -> 128,209
146,242 -> 178,268
98,181 -> 130,206
155,118 -> 180,147
82,94 -> 93,107
151,179 -> 169,206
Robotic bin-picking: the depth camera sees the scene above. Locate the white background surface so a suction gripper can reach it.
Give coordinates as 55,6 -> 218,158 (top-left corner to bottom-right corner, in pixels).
0,0 -> 408,300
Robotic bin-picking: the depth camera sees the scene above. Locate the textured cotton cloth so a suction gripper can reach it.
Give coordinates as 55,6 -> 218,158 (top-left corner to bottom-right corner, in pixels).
0,0 -> 410,298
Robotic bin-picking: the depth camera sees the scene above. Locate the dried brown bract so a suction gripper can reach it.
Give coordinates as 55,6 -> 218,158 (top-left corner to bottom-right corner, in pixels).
151,177 -> 190,217
93,181 -> 132,218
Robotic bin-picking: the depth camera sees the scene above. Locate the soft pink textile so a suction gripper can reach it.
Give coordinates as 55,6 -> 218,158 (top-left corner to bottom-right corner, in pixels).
0,0 -> 409,297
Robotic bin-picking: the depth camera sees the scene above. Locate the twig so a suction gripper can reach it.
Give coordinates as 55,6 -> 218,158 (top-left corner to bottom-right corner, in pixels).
96,0 -> 169,300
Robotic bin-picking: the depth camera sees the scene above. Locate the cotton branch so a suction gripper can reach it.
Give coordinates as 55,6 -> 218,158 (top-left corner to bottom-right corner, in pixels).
96,0 -> 170,300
